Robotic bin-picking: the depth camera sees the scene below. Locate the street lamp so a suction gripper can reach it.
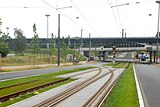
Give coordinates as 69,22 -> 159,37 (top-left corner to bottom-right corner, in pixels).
56,6 -> 72,66
156,0 -> 160,63
78,29 -> 83,62
45,14 -> 50,48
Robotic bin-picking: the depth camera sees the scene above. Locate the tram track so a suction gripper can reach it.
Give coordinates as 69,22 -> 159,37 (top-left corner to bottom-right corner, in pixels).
33,67 -> 103,107
96,63 -> 130,107
5,62 -> 129,107
34,66 -> 115,107
0,67 -> 99,103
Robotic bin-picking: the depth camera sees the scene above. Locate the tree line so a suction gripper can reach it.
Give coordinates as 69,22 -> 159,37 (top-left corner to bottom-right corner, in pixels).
0,18 -> 67,57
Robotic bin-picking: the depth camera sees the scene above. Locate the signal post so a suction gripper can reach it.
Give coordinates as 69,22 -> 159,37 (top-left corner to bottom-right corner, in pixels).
112,46 -> 116,65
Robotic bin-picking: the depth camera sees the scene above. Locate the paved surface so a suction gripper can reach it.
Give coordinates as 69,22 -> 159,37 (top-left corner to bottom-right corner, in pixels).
135,64 -> 160,107
0,62 -> 105,81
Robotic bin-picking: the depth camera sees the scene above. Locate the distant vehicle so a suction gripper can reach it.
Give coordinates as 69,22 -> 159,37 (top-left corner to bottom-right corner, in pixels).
138,53 -> 149,61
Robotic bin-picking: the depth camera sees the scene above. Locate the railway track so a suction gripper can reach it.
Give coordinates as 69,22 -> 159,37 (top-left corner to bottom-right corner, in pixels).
33,66 -> 114,107
34,63 -> 129,107
0,67 -> 99,103
83,63 -> 129,107
0,78 -> 69,102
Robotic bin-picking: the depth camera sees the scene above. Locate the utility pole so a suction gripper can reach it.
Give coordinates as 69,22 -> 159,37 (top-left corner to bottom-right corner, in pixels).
0,54 -> 1,71
68,35 -> 70,48
88,33 -> 91,62
122,29 -> 124,44
78,29 -> 83,61
81,29 -> 83,48
56,6 -> 72,66
125,32 -> 127,42
156,0 -> 160,63
45,14 -> 50,48
73,41 -> 76,65
58,14 -> 60,66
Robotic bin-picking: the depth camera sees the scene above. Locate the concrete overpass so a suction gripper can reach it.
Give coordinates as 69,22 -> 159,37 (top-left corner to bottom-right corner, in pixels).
78,44 -> 157,63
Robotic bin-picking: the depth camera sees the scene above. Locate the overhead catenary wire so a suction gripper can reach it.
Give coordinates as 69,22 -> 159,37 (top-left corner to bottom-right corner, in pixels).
106,0 -> 121,34
41,0 -> 85,33
70,0 -> 100,36
115,0 -> 122,30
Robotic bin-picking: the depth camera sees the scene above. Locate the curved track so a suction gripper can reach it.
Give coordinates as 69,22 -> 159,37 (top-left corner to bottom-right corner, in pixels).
34,67 -> 114,107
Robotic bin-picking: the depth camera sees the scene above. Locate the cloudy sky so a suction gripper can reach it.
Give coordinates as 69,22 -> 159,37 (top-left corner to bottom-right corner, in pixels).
0,0 -> 158,38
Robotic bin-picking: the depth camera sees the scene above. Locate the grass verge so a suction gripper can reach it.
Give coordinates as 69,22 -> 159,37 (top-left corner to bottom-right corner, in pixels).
0,79 -> 74,107
103,63 -> 139,107
103,62 -> 119,67
0,67 -> 94,106
0,67 -> 94,88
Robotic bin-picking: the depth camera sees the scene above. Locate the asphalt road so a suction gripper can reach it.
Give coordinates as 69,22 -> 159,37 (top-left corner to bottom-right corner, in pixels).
135,64 -> 160,107
0,62 -> 105,81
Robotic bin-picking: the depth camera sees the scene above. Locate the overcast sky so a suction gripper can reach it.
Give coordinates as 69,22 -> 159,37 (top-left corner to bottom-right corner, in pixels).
0,0 -> 158,38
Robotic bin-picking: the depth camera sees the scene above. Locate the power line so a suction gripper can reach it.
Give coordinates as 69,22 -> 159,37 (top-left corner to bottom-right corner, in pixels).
115,0 -> 122,30
106,0 -> 121,34
41,0 -> 84,31
70,0 -> 99,35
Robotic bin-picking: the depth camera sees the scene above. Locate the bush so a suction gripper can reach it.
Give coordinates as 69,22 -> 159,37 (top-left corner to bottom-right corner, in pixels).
0,37 -> 9,57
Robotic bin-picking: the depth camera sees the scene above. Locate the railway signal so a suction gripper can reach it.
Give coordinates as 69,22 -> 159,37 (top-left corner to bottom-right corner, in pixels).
112,46 -> 116,64
112,46 -> 116,54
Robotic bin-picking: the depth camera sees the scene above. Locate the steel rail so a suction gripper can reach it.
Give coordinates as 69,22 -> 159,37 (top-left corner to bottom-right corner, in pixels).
83,62 -> 129,107
34,67 -> 113,107
0,78 -> 69,102
0,67 -> 99,103
34,67 -> 102,107
96,63 -> 130,107
82,67 -> 114,107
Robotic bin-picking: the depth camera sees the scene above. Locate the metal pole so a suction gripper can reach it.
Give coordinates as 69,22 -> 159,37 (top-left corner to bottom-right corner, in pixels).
73,41 -> 76,65
0,54 -> 1,71
88,33 -> 91,62
78,29 -> 83,61
81,29 -> 83,48
68,35 -> 70,48
58,14 -> 60,66
45,14 -> 50,48
156,1 -> 160,63
122,29 -> 124,47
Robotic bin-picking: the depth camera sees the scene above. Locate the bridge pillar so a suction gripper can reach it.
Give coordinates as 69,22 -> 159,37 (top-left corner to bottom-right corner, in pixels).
150,51 -> 152,63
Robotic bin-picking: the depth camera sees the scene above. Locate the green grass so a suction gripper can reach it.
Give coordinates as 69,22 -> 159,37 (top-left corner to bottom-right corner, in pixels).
0,67 -> 94,97
113,62 -> 125,68
0,78 -> 61,97
0,79 -> 74,107
103,64 -> 139,107
103,62 -> 113,66
0,67 -> 94,106
0,67 -> 93,88
103,62 -> 119,67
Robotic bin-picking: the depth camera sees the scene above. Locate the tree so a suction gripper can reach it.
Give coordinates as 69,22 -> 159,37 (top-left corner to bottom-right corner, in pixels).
31,23 -> 40,54
61,36 -> 66,49
0,18 -> 9,57
13,28 -> 27,55
0,18 -> 2,35
31,23 -> 40,67
49,33 -> 57,64
0,35 -> 9,57
50,33 -> 56,54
